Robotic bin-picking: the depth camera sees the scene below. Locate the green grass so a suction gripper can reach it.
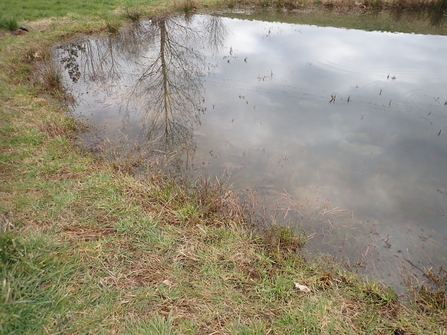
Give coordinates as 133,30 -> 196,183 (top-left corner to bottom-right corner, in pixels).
1,0 -> 122,21
0,0 -> 446,334
0,232 -> 78,334
0,17 -> 19,31
124,313 -> 177,334
0,0 -> 445,24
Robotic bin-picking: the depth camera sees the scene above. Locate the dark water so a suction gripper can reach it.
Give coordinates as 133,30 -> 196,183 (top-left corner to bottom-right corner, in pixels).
57,11 -> 447,288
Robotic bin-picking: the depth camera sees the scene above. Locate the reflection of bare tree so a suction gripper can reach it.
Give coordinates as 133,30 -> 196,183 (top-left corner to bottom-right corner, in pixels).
59,38 -> 125,101
58,14 -> 228,170
58,22 -> 155,92
429,0 -> 447,26
113,22 -> 158,61
203,14 -> 229,53
390,3 -> 446,27
126,16 -> 208,169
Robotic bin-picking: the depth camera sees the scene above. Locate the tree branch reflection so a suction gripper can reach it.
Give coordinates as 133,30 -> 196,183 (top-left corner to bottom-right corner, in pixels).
58,15 -> 228,171
126,17 -> 207,170
203,14 -> 229,53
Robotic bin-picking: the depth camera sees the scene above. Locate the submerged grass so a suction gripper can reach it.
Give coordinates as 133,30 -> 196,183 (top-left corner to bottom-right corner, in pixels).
1,0 -> 446,334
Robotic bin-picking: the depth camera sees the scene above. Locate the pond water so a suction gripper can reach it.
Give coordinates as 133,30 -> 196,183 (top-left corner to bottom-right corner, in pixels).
57,10 -> 447,288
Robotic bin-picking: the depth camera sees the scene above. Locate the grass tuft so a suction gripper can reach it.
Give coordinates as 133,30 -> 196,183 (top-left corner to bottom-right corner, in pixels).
21,45 -> 67,98
179,0 -> 198,12
416,286 -> 447,310
105,20 -> 121,34
260,225 -> 306,256
0,17 -> 19,31
124,7 -> 142,22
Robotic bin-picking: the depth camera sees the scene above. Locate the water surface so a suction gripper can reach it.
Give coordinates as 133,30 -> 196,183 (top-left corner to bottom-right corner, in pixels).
57,11 -> 447,287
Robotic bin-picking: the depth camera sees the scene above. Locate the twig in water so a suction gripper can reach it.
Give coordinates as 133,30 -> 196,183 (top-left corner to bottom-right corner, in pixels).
403,257 -> 425,274
363,244 -> 370,258
432,229 -> 447,241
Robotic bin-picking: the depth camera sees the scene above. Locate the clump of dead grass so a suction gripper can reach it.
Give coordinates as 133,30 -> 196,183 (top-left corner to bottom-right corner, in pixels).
15,41 -> 73,101
259,225 -> 306,256
401,263 -> 447,313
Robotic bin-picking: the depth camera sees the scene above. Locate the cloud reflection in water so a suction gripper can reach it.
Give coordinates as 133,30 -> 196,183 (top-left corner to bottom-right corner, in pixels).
58,13 -> 447,286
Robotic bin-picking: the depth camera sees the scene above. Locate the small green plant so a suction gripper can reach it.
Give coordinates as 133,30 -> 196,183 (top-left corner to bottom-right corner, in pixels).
0,17 -> 19,31
175,204 -> 201,224
261,225 -> 306,256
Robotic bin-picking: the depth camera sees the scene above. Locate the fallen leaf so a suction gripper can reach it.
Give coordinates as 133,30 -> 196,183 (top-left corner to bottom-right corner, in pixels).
294,282 -> 311,292
162,279 -> 173,287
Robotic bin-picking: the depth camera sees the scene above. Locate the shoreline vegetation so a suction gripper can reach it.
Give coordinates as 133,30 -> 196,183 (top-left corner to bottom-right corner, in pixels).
1,0 -> 446,334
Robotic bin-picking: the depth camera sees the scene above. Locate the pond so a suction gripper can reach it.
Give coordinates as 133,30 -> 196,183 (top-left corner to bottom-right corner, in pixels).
57,9 -> 447,288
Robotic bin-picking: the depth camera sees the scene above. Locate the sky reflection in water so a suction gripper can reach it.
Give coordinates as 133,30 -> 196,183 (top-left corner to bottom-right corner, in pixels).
59,13 -> 447,286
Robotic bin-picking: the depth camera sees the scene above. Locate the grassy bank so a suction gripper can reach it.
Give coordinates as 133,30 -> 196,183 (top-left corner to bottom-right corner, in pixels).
1,0 -> 446,334
0,0 -> 447,24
